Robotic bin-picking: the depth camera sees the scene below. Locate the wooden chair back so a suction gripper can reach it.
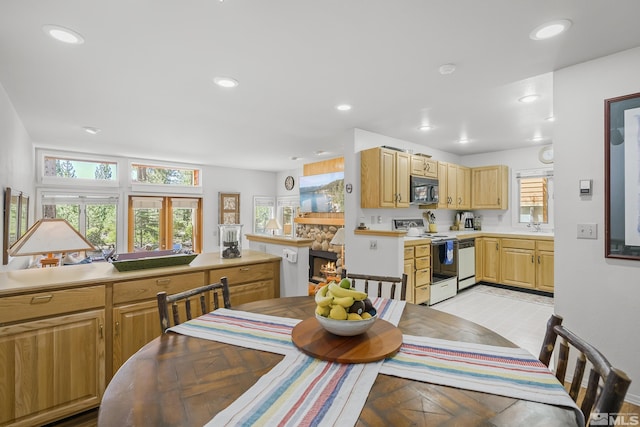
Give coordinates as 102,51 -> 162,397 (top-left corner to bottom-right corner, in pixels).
539,314 -> 631,426
345,272 -> 408,301
157,277 -> 231,332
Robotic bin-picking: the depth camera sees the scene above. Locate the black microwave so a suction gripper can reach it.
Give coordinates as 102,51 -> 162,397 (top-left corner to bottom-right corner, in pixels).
410,176 -> 439,204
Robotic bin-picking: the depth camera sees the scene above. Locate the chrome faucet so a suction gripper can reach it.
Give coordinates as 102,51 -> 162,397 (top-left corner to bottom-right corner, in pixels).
527,222 -> 542,232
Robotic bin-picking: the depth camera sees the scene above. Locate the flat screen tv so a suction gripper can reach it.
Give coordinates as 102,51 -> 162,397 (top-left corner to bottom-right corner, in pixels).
299,172 -> 344,213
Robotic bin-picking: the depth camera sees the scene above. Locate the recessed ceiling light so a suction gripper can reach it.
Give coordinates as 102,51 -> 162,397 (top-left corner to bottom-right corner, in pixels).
42,25 -> 85,44
418,125 -> 432,131
518,94 -> 540,103
530,19 -> 572,40
83,126 -> 101,135
531,136 -> 545,142
213,77 -> 239,88
336,104 -> 352,111
290,156 -> 301,161
458,138 -> 470,144
438,64 -> 456,75
314,150 -> 328,156
545,116 -> 556,122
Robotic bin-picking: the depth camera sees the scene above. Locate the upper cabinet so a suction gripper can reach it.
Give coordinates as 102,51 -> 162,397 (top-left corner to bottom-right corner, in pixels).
437,161 -> 471,210
410,155 -> 437,178
471,165 -> 509,210
361,147 -> 410,208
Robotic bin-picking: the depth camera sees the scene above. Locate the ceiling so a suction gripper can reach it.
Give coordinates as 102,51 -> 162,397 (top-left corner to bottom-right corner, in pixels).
2,1 -> 640,172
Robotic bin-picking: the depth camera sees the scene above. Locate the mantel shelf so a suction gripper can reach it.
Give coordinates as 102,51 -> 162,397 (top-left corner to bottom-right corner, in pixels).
294,217 -> 345,226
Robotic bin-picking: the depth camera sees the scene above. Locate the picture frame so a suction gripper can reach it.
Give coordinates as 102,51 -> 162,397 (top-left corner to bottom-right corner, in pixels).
605,91 -> 640,259
219,192 -> 240,224
3,187 -> 21,265
19,193 -> 29,238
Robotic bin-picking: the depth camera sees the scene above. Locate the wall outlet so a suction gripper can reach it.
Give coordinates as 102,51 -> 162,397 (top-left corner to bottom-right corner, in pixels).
369,240 -> 378,250
577,223 -> 597,239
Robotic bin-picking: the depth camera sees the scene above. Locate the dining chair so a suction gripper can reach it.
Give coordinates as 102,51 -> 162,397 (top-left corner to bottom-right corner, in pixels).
538,314 -> 631,426
345,272 -> 408,301
157,277 -> 231,332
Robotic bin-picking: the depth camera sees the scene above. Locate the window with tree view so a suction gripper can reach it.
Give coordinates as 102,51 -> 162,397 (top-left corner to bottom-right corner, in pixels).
44,156 -> 117,181
42,194 -> 118,251
131,163 -> 200,186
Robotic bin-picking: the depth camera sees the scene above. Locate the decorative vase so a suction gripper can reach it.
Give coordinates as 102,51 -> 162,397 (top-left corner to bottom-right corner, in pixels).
219,224 -> 243,258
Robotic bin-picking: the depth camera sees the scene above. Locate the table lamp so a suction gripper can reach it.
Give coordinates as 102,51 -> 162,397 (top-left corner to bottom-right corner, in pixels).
8,218 -> 96,267
330,227 -> 345,270
265,218 -> 281,235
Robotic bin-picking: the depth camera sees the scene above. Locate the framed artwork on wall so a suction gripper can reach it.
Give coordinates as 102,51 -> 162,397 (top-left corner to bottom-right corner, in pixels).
219,192 -> 240,224
605,91 -> 640,259
3,187 -> 23,265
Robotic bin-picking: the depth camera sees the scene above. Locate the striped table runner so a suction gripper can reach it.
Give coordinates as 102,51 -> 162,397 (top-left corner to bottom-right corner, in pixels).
169,300 -> 583,427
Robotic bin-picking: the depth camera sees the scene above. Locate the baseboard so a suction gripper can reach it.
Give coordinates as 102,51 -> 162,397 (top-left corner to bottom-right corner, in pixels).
476,281 -> 554,298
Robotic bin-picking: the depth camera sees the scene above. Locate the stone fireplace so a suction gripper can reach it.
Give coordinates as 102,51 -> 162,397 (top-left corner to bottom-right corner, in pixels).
296,223 -> 343,282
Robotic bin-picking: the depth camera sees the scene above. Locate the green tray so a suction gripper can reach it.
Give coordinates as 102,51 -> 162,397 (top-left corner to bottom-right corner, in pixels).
111,253 -> 198,272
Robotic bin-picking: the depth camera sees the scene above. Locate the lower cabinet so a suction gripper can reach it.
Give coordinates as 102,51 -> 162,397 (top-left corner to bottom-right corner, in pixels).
0,286 -> 105,427
478,237 -> 554,293
209,262 -> 278,306
404,241 -> 430,304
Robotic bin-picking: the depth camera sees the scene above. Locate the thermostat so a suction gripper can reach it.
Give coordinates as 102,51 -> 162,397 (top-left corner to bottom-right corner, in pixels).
579,179 -> 592,196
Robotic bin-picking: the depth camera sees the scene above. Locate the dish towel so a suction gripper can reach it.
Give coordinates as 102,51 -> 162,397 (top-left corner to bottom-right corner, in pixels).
380,334 -> 585,427
439,240 -> 454,264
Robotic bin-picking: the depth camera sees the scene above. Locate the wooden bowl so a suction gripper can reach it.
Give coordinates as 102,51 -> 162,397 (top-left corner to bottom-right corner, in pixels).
315,309 -> 377,336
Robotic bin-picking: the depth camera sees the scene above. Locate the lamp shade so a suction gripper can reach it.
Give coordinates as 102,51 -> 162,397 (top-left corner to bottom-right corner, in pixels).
330,228 -> 345,246
265,218 -> 281,231
8,218 -> 96,257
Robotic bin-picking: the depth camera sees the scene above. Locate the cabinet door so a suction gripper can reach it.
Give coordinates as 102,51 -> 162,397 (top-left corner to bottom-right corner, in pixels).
229,280 -> 276,306
481,238 -> 500,283
0,310 -> 105,427
410,156 -> 425,176
456,165 -> 471,209
501,247 -> 536,288
403,259 -> 415,303
475,237 -> 484,281
536,249 -> 555,292
424,159 -> 438,178
112,300 -> 162,374
437,162 -> 448,209
447,163 -> 457,209
396,152 -> 410,207
471,165 -> 508,209
380,149 -> 398,207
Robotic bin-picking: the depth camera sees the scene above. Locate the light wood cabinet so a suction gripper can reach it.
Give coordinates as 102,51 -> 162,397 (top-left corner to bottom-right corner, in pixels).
500,239 -> 536,289
0,288 -> 105,427
361,147 -> 410,208
437,161 -> 471,210
456,165 -> 471,210
471,165 -> 509,209
536,240 -> 554,292
480,237 -> 501,283
410,155 -> 437,178
403,241 -> 430,304
209,262 -> 278,306
111,271 -> 206,372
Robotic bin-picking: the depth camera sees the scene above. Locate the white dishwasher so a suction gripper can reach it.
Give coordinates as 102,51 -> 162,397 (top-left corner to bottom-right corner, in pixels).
458,238 -> 476,290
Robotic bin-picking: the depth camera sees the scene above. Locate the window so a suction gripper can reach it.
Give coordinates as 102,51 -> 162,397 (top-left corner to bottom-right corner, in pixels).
43,155 -> 118,183
128,196 -> 202,253
41,193 -> 118,251
515,169 -> 554,227
277,196 -> 299,237
253,197 -> 275,234
130,163 -> 200,187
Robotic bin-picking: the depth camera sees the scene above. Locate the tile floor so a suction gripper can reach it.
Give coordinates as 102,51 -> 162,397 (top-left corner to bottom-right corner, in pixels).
430,284 -> 554,359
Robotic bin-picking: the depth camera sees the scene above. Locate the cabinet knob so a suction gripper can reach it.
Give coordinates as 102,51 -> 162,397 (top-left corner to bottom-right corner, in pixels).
156,278 -> 171,286
538,255 -> 541,264
497,197 -> 501,205
30,295 -> 53,304
531,255 -> 534,263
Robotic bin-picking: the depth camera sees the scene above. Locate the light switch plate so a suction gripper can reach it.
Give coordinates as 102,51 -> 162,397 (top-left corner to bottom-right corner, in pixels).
577,223 -> 597,239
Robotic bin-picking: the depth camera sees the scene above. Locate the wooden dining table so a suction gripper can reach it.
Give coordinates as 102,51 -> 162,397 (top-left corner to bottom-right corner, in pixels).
98,296 -> 579,427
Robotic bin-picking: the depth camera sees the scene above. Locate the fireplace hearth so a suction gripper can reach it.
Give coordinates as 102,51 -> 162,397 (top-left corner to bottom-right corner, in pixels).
309,250 -> 338,283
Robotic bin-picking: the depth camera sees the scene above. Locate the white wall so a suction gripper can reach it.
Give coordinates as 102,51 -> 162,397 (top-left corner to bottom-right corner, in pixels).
0,83 -> 34,271
554,46 -> 640,403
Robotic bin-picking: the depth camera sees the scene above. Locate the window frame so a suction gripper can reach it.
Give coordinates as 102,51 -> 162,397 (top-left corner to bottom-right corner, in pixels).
511,168 -> 554,231
253,196 -> 275,235
129,160 -> 203,194
38,150 -> 120,187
